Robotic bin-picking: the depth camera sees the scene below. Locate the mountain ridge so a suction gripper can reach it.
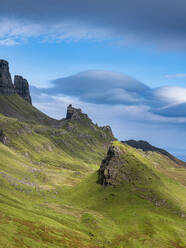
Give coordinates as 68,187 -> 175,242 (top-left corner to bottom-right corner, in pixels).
123,139 -> 186,167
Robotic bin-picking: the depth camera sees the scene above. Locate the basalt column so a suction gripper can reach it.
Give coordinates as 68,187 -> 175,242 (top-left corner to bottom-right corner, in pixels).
0,60 -> 14,95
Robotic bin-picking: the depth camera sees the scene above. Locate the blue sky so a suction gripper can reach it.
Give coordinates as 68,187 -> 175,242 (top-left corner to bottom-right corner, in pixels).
0,0 -> 186,160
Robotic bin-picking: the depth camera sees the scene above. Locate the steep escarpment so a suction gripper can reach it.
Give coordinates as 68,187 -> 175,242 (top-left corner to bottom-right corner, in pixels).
0,59 -> 32,104
0,59 -> 15,95
14,75 -> 32,104
0,59 -> 58,124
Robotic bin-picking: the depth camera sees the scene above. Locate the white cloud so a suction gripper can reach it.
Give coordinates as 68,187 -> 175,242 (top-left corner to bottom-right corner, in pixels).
0,38 -> 18,46
0,18 -> 113,46
165,73 -> 186,79
32,89 -> 186,159
155,87 -> 186,105
31,70 -> 186,119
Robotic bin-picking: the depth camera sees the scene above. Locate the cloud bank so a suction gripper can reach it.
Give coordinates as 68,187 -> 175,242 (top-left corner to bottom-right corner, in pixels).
0,0 -> 186,49
31,70 -> 186,120
30,70 -> 186,160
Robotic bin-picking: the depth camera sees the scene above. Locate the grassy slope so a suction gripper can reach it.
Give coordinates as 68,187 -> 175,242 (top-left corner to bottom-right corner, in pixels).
0,108 -> 185,247
0,94 -> 58,125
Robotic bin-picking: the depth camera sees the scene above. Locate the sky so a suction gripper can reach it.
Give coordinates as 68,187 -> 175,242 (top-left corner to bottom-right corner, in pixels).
0,0 -> 186,160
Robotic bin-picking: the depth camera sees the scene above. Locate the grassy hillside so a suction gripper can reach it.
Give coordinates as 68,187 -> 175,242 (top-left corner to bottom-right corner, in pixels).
0,94 -> 58,125
0,97 -> 185,247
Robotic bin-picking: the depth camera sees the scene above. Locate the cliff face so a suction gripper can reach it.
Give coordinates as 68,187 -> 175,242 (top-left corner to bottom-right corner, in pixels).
66,104 -> 89,121
0,60 -> 32,104
0,60 -> 15,95
98,141 -> 160,186
14,76 -> 32,104
98,144 -> 127,186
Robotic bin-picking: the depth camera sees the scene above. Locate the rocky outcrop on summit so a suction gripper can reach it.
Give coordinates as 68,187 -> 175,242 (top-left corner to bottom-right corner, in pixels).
98,144 -> 126,186
65,104 -> 114,139
0,60 -> 15,95
98,142 -> 159,186
0,60 -> 32,104
14,76 -> 32,104
66,104 -> 89,121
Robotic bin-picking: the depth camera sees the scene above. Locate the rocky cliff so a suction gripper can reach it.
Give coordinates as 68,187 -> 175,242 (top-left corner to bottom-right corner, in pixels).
98,144 -> 125,186
0,60 -> 32,104
14,75 -> 32,104
98,141 -> 160,186
66,104 -> 89,121
0,60 -> 15,95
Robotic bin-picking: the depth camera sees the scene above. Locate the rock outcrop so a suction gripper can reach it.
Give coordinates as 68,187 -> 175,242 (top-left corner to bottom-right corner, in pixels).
0,59 -> 32,104
0,60 -> 15,95
66,104 -> 89,121
14,76 -> 32,104
98,144 -> 126,186
101,125 -> 114,137
98,142 -> 159,186
0,130 -> 9,145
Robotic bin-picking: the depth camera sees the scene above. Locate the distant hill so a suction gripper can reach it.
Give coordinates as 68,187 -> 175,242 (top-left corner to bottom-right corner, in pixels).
123,139 -> 186,167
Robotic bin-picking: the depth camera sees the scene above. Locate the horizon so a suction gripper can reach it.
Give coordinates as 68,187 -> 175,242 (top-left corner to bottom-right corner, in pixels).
0,0 -> 186,160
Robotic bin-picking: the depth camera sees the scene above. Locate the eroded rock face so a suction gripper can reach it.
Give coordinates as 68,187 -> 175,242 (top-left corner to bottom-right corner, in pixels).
66,104 -> 89,121
98,145 -> 127,186
0,60 -> 15,95
0,60 -> 32,104
14,76 -> 32,104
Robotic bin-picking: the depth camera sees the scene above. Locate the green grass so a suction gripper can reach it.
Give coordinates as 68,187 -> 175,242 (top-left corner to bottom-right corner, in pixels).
0,94 -> 55,125
0,102 -> 185,247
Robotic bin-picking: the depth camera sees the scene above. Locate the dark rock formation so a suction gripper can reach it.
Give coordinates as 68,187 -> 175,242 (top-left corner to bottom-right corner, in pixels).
98,145 -> 126,186
0,59 -> 32,104
14,75 -> 32,104
0,130 -> 9,145
123,140 -> 186,167
66,104 -> 89,121
0,60 -> 15,95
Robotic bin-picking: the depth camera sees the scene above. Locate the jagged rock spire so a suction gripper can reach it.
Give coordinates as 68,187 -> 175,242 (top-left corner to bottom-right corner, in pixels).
14,75 -> 32,104
0,60 -> 15,94
0,59 -> 32,104
66,104 -> 89,120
